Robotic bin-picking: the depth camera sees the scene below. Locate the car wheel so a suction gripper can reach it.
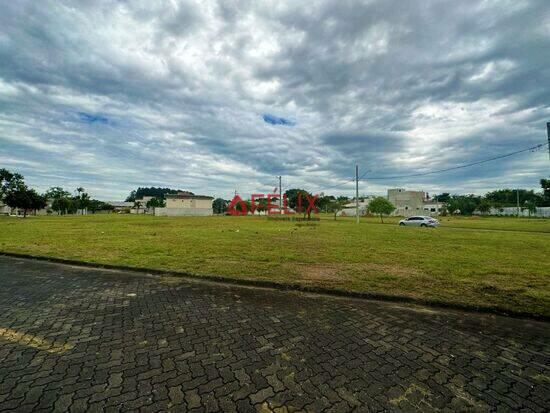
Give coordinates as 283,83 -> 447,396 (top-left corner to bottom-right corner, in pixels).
399,222 -> 405,226
420,223 -> 427,227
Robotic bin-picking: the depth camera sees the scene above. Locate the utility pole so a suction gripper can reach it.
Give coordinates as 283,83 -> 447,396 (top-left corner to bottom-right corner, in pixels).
517,188 -> 520,218
278,176 -> 282,214
547,122 -> 550,161
355,164 -> 359,224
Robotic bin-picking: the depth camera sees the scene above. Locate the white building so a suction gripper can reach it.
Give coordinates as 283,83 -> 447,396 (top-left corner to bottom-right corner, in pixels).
421,202 -> 443,216
154,191 -> 213,216
0,201 -> 11,215
338,197 -> 374,217
131,196 -> 154,214
387,188 -> 441,217
107,201 -> 134,212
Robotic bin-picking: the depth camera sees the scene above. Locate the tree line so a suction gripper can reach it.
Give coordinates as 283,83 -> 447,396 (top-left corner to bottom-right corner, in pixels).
125,187 -> 184,202
433,180 -> 550,215
2,167 -> 548,218
125,187 -> 192,209
0,169 -> 114,217
212,179 -> 550,217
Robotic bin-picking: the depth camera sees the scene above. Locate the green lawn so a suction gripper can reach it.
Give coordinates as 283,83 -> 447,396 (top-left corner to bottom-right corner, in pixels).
1,214 -> 549,317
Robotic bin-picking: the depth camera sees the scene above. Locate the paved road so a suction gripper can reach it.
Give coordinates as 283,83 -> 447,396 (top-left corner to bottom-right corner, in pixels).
0,256 -> 548,412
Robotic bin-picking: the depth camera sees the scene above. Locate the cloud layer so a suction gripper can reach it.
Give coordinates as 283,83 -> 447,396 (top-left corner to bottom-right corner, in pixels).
1,0 -> 549,200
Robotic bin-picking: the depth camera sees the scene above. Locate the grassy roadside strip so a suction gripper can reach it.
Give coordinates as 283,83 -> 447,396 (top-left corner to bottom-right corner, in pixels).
1,250 -> 548,322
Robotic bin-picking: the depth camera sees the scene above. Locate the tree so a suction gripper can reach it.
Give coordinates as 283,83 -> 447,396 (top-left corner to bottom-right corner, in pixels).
4,185 -> 46,217
212,198 -> 228,214
236,199 -> 251,214
45,187 -> 72,215
317,195 -> 335,213
101,202 -> 115,212
284,188 -> 316,217
367,197 -> 395,223
524,200 -> 537,217
541,179 -> 550,206
433,193 -> 451,203
45,187 -> 71,200
254,197 -> 269,214
485,189 -> 542,208
285,189 -> 308,211
446,195 -> 481,215
477,199 -> 491,215
0,168 -> 13,200
1,169 -> 24,201
146,197 -> 166,208
125,187 -> 183,202
327,199 -> 347,221
0,168 -> 13,193
29,190 -> 47,213
88,199 -> 105,213
74,188 -> 90,214
53,197 -> 74,215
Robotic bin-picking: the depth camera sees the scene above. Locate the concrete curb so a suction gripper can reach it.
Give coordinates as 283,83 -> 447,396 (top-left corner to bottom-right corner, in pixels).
1,251 -> 548,322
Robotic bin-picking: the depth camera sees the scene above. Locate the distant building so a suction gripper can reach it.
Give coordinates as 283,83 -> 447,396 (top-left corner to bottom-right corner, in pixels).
0,201 -> 11,215
106,201 -> 134,212
0,199 -> 52,216
131,196 -> 154,214
154,191 -> 213,216
486,206 -> 550,218
421,201 -> 443,216
387,188 -> 441,217
338,197 -> 374,217
135,196 -> 154,205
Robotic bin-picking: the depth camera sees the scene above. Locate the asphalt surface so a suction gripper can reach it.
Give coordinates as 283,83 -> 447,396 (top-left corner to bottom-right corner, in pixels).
0,256 -> 548,412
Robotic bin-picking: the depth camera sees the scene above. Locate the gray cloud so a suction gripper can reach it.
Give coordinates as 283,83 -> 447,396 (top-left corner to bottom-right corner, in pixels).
0,0 -> 548,200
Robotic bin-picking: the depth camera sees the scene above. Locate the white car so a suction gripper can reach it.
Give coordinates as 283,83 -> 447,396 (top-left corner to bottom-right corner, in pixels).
398,216 -> 439,227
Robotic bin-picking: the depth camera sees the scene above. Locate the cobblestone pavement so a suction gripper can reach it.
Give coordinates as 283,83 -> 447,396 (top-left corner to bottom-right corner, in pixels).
0,256 -> 548,412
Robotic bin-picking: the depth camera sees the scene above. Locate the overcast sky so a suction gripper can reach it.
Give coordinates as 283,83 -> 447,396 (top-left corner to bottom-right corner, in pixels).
1,0 -> 549,200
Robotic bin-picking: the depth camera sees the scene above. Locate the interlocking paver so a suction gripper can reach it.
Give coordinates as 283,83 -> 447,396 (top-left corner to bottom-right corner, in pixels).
0,256 -> 549,412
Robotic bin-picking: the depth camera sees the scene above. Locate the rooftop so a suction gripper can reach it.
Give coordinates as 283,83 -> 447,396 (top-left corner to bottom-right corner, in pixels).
165,192 -> 213,200
107,201 -> 134,207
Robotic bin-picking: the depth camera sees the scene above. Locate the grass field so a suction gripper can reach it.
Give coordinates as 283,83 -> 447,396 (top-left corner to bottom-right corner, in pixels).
1,214 -> 549,317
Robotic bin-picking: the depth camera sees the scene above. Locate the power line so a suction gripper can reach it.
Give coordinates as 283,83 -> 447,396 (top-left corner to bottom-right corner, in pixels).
355,164 -> 359,224
230,141 -> 547,197
315,177 -> 355,192
365,142 -> 548,181
312,170 -> 370,194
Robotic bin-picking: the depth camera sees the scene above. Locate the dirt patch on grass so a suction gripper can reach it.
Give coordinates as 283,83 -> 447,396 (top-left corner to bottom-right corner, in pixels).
350,262 -> 424,277
298,262 -> 423,283
302,264 -> 341,282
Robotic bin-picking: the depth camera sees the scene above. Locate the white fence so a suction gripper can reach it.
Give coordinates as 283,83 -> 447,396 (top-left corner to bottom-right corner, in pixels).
154,207 -> 213,217
487,207 -> 550,218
